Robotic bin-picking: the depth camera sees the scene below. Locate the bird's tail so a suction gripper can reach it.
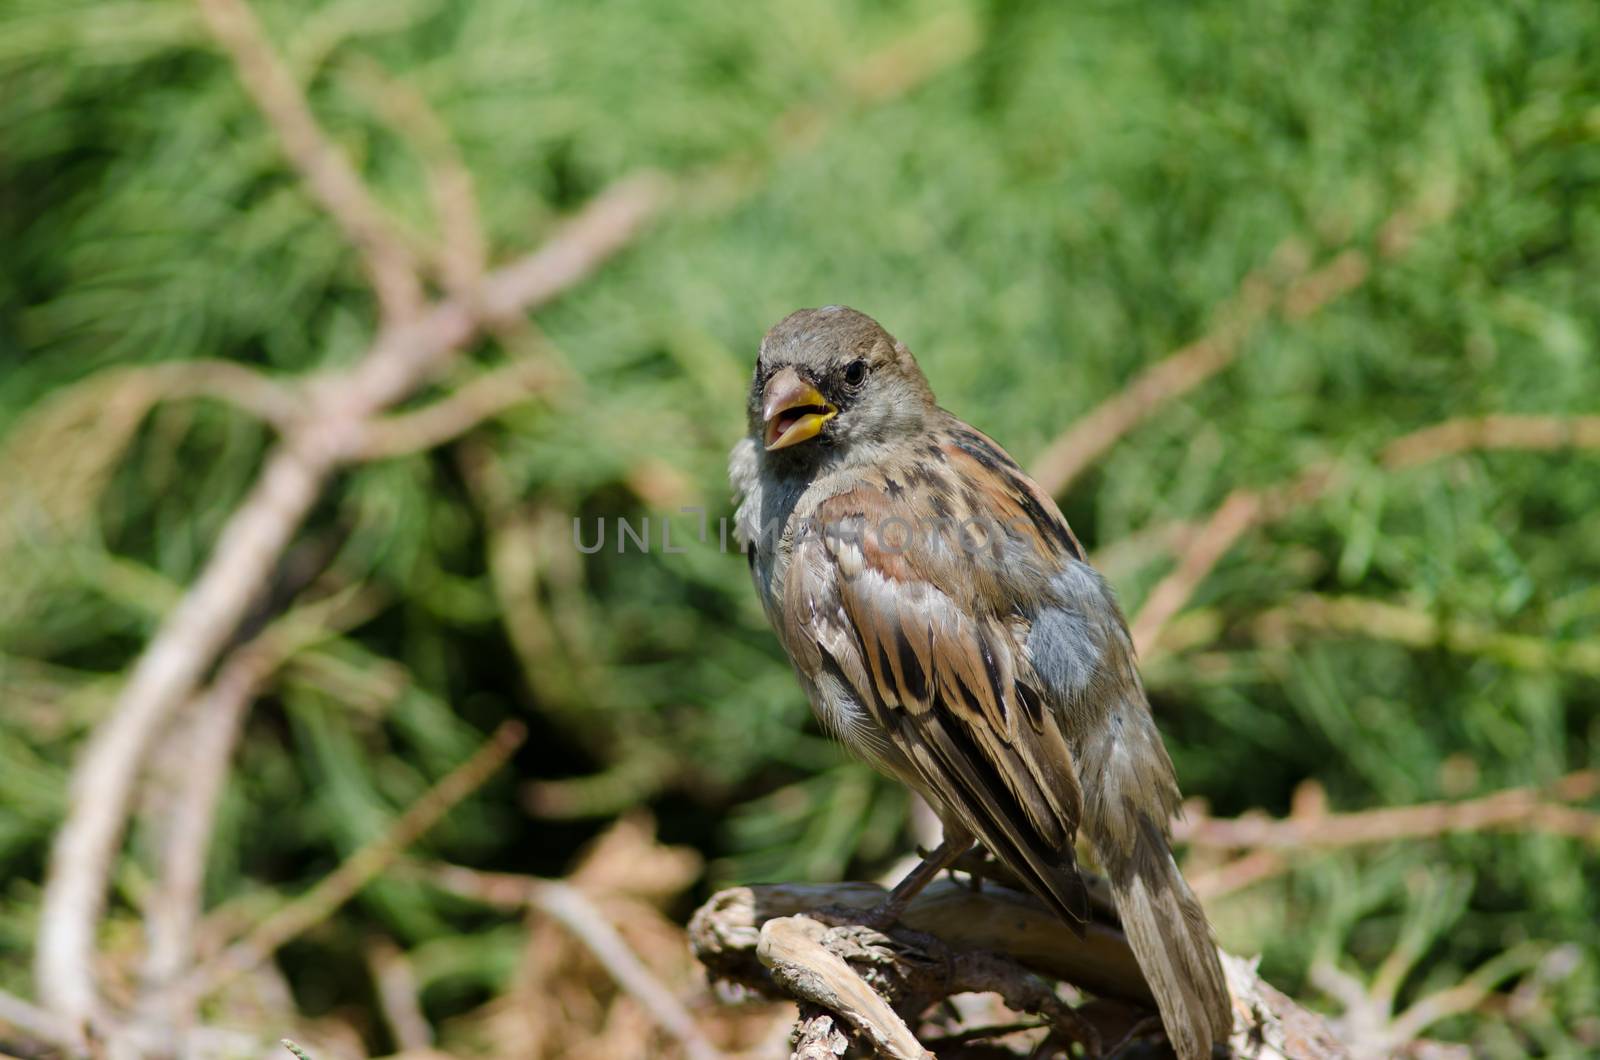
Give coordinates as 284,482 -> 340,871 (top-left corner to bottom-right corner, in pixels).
1105,823 -> 1232,1060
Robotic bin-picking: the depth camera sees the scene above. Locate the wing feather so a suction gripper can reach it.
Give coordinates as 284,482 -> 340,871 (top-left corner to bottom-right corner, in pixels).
786,484 -> 1090,925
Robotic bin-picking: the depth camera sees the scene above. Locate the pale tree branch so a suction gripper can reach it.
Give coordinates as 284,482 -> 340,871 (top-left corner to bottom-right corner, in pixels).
342,57 -> 489,298
366,938 -> 434,1054
1176,771 -> 1600,852
354,358 -> 563,460
35,437 -> 336,1032
0,988 -> 85,1059
33,172 -> 662,1033
137,587 -> 386,1042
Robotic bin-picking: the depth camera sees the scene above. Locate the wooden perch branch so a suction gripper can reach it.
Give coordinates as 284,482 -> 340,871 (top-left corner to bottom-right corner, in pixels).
759,916 -> 931,1060
690,880 -> 1357,1059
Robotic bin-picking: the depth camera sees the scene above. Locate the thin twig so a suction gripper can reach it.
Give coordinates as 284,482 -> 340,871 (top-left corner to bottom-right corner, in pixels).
178,721 -> 524,1000
367,938 -> 434,1052
1128,488 -> 1270,657
1249,593 -> 1600,677
1129,413 -> 1600,659
1176,771 -> 1600,851
1030,188 -> 1455,498
138,588 -> 384,1035
195,0 -> 423,319
1381,413 -> 1600,468
426,863 -> 723,1060
1029,254 -> 1281,497
342,57 -> 488,297
355,358 -> 562,460
143,360 -> 303,431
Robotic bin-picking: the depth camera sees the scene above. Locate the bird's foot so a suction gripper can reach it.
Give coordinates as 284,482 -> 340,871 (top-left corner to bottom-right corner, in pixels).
859,837 -> 973,931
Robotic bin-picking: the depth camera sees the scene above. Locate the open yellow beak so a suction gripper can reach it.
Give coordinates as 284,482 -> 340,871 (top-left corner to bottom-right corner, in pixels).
761,366 -> 837,451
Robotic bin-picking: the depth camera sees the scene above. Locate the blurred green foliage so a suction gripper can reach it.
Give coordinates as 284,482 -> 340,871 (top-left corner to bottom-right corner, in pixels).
3,0 -> 1599,1054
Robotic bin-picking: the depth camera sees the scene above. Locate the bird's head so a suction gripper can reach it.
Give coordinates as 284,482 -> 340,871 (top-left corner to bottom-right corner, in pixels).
747,306 -> 936,470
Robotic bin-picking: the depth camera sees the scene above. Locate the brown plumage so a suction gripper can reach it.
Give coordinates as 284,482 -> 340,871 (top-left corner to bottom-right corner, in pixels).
729,306 -> 1232,1059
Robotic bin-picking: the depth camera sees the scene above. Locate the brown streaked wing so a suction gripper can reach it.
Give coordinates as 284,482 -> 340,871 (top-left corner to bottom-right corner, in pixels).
790,483 -> 1091,925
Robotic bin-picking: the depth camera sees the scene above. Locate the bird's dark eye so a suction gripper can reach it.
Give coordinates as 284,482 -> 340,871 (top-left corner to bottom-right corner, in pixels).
843,359 -> 868,388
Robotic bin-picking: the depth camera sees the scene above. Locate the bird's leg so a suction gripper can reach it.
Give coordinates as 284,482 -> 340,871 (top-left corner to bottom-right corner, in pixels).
863,837 -> 974,929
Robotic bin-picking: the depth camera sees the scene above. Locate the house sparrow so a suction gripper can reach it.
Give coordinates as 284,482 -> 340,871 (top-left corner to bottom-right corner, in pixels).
729,306 -> 1231,1060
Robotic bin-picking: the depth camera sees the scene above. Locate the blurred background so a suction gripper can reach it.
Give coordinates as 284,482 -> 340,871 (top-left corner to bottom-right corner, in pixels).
3,0 -> 1599,1057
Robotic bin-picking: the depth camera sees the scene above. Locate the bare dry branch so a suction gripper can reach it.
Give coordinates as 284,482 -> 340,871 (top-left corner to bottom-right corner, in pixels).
0,988 -> 86,1058
367,938 -> 434,1053
1129,412 -> 1600,659
195,0 -> 423,318
33,173 -> 661,1031
1176,771 -> 1600,852
36,438 -> 337,1030
354,358 -> 563,460
138,588 -> 384,1039
1029,256 -> 1281,497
